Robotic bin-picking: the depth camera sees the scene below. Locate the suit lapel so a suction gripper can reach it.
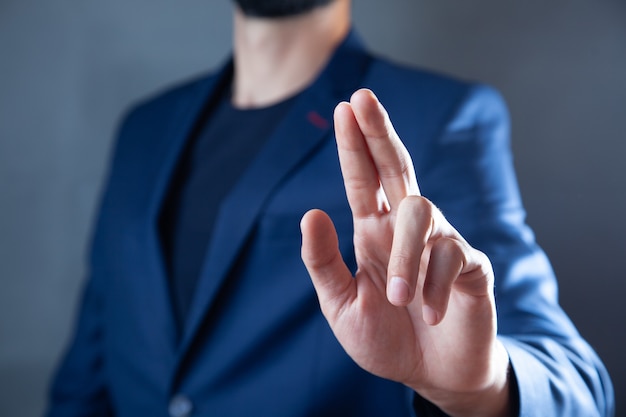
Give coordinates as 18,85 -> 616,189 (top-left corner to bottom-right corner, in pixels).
175,30 -> 373,364
147,64 -> 233,227
141,63 -> 233,342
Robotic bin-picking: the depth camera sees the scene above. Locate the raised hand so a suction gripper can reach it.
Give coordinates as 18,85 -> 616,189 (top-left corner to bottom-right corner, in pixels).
300,89 -> 512,417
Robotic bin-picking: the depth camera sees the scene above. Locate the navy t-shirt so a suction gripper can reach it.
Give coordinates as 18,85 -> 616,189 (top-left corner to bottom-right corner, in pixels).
160,89 -> 297,327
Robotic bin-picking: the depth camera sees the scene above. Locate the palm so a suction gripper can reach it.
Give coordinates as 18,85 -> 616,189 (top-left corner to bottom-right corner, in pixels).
337,212 -> 495,393
301,90 -> 509,414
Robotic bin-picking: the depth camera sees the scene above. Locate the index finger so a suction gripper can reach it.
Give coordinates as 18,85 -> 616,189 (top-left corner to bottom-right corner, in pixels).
334,100 -> 386,218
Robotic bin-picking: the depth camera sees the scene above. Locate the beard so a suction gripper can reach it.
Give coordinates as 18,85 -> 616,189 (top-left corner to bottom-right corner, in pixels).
233,0 -> 335,18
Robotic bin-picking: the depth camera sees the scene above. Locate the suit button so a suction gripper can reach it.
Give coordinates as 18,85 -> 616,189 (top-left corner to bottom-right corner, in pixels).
169,394 -> 193,417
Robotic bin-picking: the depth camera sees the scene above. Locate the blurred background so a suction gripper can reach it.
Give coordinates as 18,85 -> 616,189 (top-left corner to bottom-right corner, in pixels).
1,0 -> 624,415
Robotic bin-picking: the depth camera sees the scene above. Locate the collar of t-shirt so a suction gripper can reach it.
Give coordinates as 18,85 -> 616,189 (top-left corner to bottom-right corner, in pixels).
160,88 -> 299,328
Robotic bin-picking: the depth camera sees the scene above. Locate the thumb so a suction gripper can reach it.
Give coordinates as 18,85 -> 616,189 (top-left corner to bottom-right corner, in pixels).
301,209 -> 354,321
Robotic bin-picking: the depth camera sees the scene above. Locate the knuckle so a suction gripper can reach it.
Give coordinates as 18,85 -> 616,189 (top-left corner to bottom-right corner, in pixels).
377,150 -> 411,179
400,195 -> 432,216
391,251 -> 414,269
475,249 -> 494,281
431,237 -> 466,272
435,237 -> 463,257
423,273 -> 445,292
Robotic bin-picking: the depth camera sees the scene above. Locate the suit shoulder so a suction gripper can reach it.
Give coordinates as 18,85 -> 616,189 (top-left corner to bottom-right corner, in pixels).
369,56 -> 506,107
366,56 -> 508,133
368,58 -> 471,99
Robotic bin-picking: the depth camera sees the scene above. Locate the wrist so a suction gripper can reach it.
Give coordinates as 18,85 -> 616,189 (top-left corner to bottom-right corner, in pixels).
417,341 -> 513,417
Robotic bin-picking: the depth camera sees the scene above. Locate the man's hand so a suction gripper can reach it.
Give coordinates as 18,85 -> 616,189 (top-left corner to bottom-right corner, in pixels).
300,89 -> 512,417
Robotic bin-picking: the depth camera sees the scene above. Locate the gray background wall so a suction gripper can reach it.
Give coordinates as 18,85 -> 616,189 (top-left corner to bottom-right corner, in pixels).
0,0 -> 624,415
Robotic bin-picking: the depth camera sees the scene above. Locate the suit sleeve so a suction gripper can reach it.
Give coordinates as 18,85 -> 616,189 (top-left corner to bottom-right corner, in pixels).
45,273 -> 114,417
42,106 -> 143,417
417,85 -> 614,416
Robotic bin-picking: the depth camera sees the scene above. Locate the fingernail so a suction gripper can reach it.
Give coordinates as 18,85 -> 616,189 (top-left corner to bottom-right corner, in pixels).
388,276 -> 410,305
422,305 -> 439,326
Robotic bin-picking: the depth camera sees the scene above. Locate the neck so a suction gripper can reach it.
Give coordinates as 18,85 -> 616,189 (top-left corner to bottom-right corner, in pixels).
231,1 -> 350,108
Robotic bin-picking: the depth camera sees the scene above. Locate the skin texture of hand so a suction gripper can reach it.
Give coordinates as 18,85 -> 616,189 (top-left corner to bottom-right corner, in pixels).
300,89 -> 512,417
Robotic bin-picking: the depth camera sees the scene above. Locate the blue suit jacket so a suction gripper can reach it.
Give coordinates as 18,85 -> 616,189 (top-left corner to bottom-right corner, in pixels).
47,31 -> 614,417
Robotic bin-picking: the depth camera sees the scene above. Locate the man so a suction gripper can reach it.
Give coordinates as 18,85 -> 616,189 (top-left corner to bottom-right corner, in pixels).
47,0 -> 614,416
